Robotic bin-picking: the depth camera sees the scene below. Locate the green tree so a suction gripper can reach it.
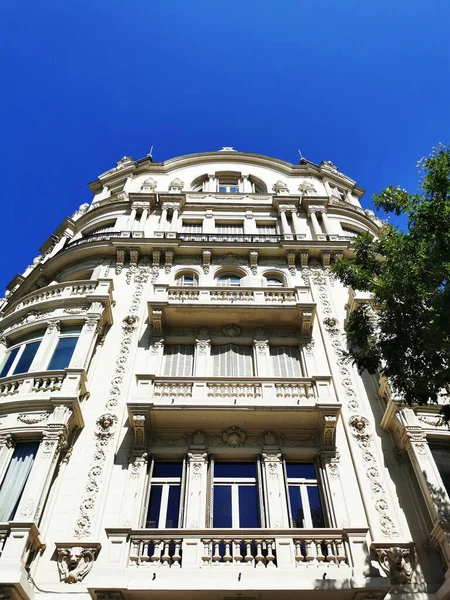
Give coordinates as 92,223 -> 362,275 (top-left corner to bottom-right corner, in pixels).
332,144 -> 450,419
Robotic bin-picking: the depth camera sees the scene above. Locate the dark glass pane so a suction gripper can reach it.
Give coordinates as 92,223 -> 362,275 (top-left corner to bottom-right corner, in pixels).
13,341 -> 40,374
286,463 -> 316,480
289,486 -> 304,527
214,462 -> 256,478
430,444 -> 450,497
165,485 -> 181,528
218,187 -> 227,193
1,442 -> 39,520
0,347 -> 20,377
308,486 -> 325,528
213,485 -> 232,527
153,462 -> 183,478
229,187 -> 239,193
146,485 -> 162,528
47,337 -> 78,370
238,486 -> 260,528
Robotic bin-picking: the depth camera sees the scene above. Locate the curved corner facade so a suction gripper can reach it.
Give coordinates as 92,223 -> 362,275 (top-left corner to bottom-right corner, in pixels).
0,149 -> 448,600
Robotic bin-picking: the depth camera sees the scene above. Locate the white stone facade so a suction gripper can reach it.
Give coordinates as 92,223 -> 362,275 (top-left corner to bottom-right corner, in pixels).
0,148 -> 448,600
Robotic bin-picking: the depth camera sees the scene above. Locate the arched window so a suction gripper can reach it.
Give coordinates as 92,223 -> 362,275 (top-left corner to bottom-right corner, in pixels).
264,275 -> 284,287
217,274 -> 242,287
176,272 -> 198,287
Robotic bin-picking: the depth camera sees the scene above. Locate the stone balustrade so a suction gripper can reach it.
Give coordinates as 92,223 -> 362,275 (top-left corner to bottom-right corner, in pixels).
112,529 -> 357,571
143,376 -> 335,405
3,278 -> 113,316
0,369 -> 86,401
153,285 -> 312,306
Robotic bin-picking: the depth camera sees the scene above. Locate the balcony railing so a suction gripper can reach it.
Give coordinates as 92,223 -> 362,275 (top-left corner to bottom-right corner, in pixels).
0,369 -> 87,401
4,279 -> 112,316
152,285 -> 312,306
135,376 -> 335,405
66,231 -> 123,247
177,233 -> 285,243
110,529 -> 357,571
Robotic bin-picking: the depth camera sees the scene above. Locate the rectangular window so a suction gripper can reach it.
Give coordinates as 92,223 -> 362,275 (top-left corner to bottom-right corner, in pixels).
271,346 -> 303,378
163,345 -> 194,377
286,463 -> 325,528
146,462 -> 183,528
182,221 -> 203,233
212,344 -> 253,377
47,324 -> 81,370
256,223 -> 277,235
216,223 -> 244,235
213,462 -> 260,528
0,441 -> 39,521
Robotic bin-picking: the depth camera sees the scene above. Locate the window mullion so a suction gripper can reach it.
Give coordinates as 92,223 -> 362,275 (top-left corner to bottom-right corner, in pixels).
159,483 -> 170,529
232,484 -> 239,528
300,484 -> 312,528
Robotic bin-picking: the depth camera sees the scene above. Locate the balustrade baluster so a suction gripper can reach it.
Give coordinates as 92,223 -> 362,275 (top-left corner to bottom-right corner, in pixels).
223,540 -> 232,563
325,540 -> 336,563
129,539 -> 140,564
305,539 -> 315,562
172,540 -> 181,567
161,541 -> 171,566
265,540 -> 275,567
336,540 -> 347,565
255,541 -> 265,567
233,539 -> 243,563
141,540 -> 149,563
212,539 -> 222,563
244,540 -> 253,564
316,540 -> 325,562
151,540 -> 161,563
202,539 -> 211,565
294,540 -> 304,562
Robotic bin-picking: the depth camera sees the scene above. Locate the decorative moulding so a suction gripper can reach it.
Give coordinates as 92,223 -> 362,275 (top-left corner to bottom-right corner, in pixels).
55,542 -> 101,583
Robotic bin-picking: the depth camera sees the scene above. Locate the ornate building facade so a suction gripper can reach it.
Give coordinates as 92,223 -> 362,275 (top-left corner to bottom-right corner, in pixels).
0,148 -> 449,600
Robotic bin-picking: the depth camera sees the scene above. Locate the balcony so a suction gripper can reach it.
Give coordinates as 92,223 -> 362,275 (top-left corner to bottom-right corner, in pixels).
1,278 -> 114,322
149,286 -> 315,335
176,233 -> 285,243
98,527 -> 390,598
0,522 -> 42,599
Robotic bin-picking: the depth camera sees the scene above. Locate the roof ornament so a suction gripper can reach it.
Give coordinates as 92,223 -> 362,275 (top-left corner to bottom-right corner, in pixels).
272,180 -> 289,195
219,146 -> 237,152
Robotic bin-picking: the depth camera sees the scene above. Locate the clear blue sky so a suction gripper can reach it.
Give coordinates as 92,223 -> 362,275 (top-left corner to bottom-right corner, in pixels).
0,0 -> 449,290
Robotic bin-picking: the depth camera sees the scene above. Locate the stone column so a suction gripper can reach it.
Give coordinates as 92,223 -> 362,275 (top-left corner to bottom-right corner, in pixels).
309,208 -> 325,239
69,303 -> 103,369
253,340 -> 270,377
159,204 -> 169,230
207,174 -> 216,192
15,409 -> 71,523
140,208 -> 149,229
278,207 -> 292,237
183,453 -> 208,528
291,209 -> 307,239
128,207 -> 137,229
0,337 -> 8,369
261,453 -> 290,528
30,320 -> 61,371
194,339 -> 211,376
171,205 -> 180,231
241,174 -> 252,193
320,211 -> 332,235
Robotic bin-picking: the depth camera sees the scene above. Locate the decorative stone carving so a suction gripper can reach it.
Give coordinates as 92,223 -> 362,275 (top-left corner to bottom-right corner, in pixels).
195,339 -> 210,355
151,310 -> 163,336
188,452 -> 207,479
212,253 -> 242,265
202,250 -> 211,274
126,249 -> 139,285
140,177 -> 157,192
301,312 -> 314,338
56,545 -> 99,583
222,323 -> 241,337
96,414 -> 118,438
116,248 -> 125,275
299,251 -> 309,268
348,415 -> 371,438
321,415 -> 337,448
321,251 -> 331,268
164,249 -> 174,274
254,340 -> 269,353
272,180 -> 289,194
152,249 -> 161,283
372,544 -> 415,584
17,412 -> 49,425
298,180 -> 317,196
222,426 -> 246,447
249,250 -> 258,275
131,414 -> 146,448
286,251 -> 296,276
169,177 -> 184,192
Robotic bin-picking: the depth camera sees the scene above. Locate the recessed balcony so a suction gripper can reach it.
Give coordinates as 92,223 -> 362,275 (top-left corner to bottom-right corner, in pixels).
148,286 -> 315,336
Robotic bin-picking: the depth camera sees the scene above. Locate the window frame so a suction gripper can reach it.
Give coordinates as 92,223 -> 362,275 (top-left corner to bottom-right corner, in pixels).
284,461 -> 326,528
144,458 -> 186,529
0,329 -> 46,378
175,272 -> 199,287
217,273 -> 242,287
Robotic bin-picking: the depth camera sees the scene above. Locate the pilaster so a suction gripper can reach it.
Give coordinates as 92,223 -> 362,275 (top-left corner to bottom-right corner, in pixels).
261,453 -> 290,528
183,452 -> 208,529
